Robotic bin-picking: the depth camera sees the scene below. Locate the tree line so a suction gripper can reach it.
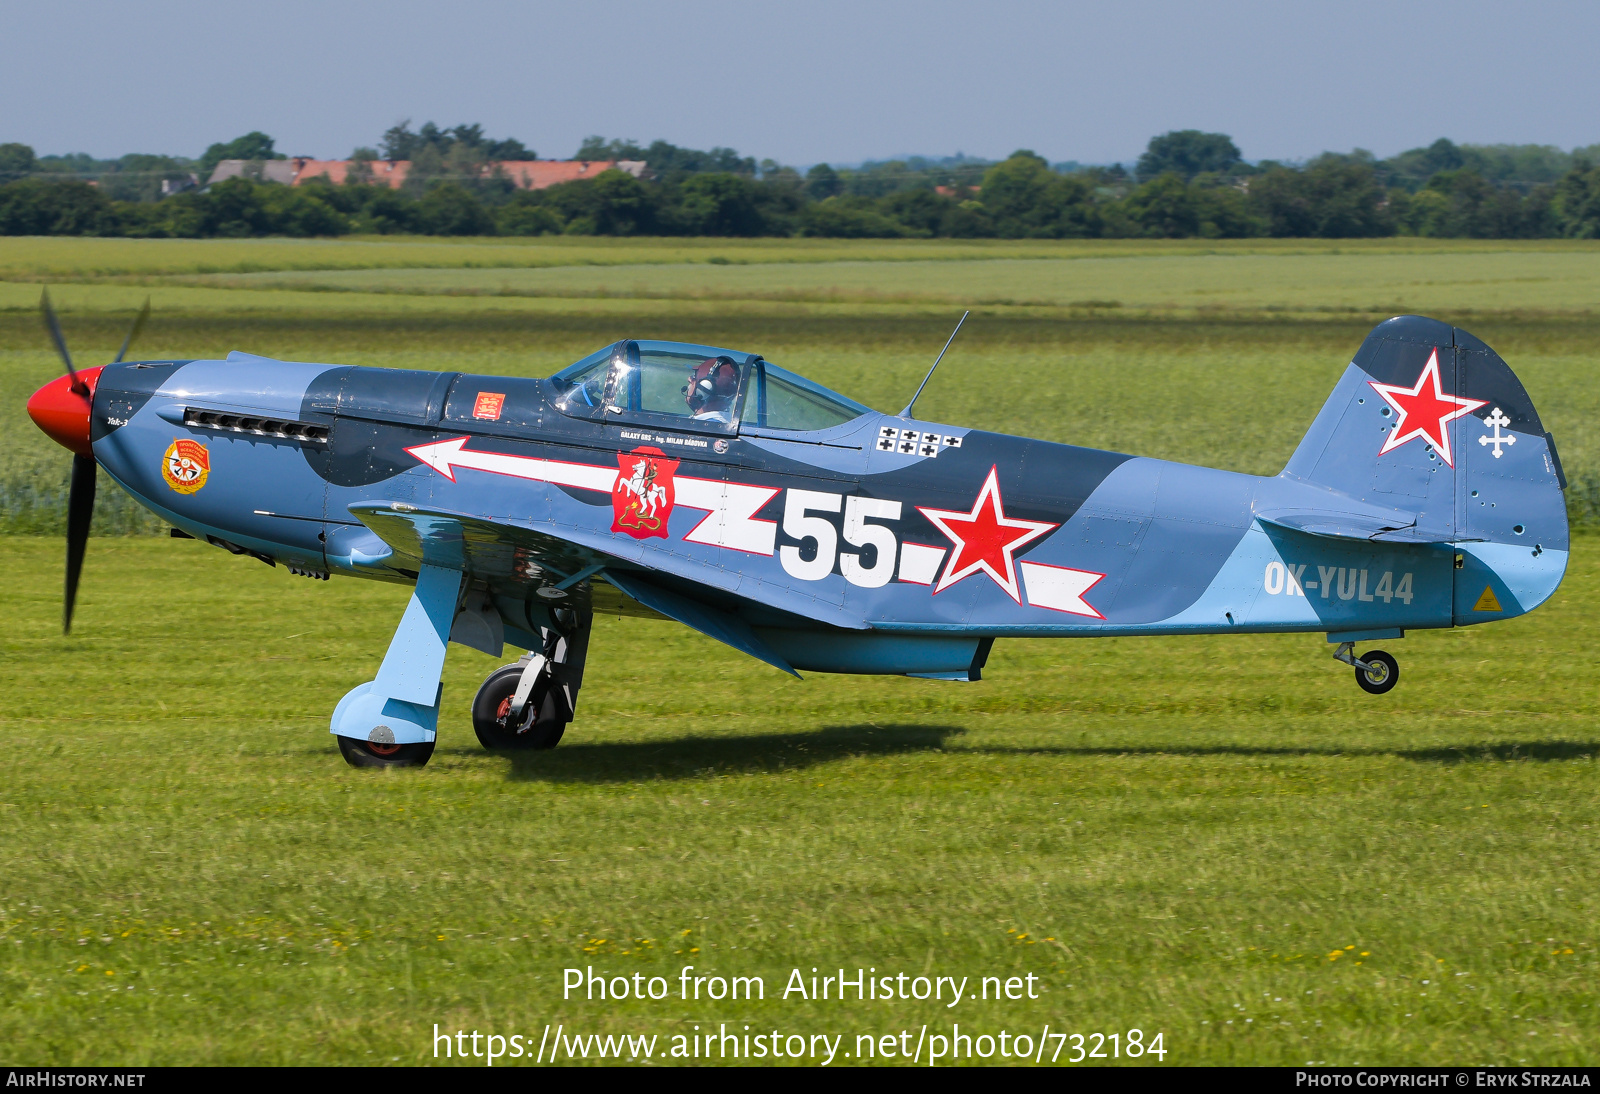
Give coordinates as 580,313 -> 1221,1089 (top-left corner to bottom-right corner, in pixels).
3,127 -> 1600,239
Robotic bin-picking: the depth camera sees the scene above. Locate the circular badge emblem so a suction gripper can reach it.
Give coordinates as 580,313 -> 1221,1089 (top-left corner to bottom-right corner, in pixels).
713,438 -> 730,454
162,439 -> 210,494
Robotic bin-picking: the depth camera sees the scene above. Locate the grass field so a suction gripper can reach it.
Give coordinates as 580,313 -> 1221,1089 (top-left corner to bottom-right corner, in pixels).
1,237 -> 1597,1065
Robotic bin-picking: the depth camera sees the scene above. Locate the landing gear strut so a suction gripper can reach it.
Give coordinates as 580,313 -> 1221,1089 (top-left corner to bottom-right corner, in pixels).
1333,642 -> 1399,695
472,612 -> 590,750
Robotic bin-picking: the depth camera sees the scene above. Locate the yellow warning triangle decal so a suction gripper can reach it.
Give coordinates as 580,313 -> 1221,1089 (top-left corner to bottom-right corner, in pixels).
1473,585 -> 1503,612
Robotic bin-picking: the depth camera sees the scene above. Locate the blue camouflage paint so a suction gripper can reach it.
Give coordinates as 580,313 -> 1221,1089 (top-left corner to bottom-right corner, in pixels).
78,319 -> 1568,743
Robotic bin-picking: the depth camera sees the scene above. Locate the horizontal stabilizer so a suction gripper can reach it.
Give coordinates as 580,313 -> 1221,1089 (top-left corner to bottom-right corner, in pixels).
603,570 -> 799,677
1256,508 -> 1451,544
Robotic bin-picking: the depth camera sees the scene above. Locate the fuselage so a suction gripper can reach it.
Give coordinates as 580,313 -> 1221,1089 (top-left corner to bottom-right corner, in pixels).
81,346 -> 1568,680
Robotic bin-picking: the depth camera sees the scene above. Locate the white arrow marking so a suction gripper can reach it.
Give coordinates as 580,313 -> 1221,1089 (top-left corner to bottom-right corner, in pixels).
406,437 -> 619,492
1020,560 -> 1106,618
405,437 -> 779,555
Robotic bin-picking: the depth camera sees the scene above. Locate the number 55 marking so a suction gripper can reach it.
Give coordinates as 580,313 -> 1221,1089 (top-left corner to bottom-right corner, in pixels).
840,496 -> 901,589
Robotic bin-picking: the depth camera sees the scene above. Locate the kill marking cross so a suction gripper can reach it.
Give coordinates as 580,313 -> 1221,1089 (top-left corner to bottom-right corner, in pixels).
1479,407 -> 1516,458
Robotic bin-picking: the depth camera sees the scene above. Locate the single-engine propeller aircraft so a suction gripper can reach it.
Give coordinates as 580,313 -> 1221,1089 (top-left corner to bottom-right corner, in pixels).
27,294 -> 1568,767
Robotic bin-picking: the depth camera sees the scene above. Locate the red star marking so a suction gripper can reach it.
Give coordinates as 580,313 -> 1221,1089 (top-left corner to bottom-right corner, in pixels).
1367,347 -> 1486,468
917,466 -> 1057,603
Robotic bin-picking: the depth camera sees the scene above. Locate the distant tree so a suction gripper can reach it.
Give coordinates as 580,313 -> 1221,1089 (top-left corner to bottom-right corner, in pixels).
1380,138 -> 1466,191
191,177 -> 274,236
879,189 -> 954,236
843,160 -> 923,199
1120,173 -> 1261,238
978,151 -> 1051,230
799,197 -> 910,238
575,136 -> 647,161
348,188 -> 417,234
1518,185 -> 1561,237
1190,177 -> 1264,238
484,137 -> 534,160
199,132 -> 282,179
541,170 -> 658,235
0,143 -> 37,183
1249,158 -> 1392,237
1556,161 -> 1600,238
979,152 -> 1100,238
588,169 -> 657,233
642,140 -> 755,180
1417,138 -> 1466,175
498,192 -> 562,235
0,179 -> 115,235
342,148 -> 379,185
940,200 -> 996,238
380,121 -> 419,161
1456,143 -> 1571,190
260,187 -> 349,236
1418,170 -> 1528,237
674,173 -> 767,235
758,159 -> 799,184
414,182 -> 495,235
1123,174 -> 1202,236
403,144 -> 447,191
1136,131 -> 1242,182
805,163 -> 842,200
32,152 -> 104,178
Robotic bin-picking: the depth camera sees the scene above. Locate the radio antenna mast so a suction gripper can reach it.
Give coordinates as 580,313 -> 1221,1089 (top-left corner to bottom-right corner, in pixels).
900,310 -> 968,419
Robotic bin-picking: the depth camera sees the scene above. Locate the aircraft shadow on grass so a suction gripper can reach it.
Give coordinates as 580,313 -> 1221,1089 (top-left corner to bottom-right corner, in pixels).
446,727 -> 1598,783
922,740 -> 1600,765
476,723 -> 966,783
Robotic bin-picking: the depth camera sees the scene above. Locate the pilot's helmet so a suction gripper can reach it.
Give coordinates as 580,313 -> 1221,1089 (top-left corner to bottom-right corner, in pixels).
684,356 -> 739,411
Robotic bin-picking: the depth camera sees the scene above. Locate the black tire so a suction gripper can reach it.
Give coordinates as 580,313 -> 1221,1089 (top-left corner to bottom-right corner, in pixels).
1354,649 -> 1399,695
337,735 -> 435,768
471,664 -> 568,751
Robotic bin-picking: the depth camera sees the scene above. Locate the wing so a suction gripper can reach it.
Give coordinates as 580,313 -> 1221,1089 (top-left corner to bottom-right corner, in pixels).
347,501 -> 804,673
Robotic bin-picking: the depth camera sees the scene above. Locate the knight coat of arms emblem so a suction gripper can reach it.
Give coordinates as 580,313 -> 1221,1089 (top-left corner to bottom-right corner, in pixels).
611,446 -> 678,539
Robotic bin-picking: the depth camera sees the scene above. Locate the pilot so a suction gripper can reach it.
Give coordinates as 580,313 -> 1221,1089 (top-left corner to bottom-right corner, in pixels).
684,356 -> 740,423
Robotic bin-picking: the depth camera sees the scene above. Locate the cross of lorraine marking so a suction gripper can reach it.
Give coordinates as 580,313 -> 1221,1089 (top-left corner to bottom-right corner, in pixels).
1478,407 -> 1516,458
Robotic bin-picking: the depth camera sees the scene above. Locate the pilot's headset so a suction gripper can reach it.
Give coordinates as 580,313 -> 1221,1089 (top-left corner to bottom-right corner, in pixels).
684,356 -> 739,412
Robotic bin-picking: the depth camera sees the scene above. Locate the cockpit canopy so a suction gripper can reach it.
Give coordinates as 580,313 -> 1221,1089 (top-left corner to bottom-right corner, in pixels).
549,340 -> 870,434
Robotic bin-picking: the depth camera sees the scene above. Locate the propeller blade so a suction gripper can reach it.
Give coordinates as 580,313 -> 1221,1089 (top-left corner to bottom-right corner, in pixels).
113,297 -> 151,363
64,453 -> 95,635
39,288 -> 86,396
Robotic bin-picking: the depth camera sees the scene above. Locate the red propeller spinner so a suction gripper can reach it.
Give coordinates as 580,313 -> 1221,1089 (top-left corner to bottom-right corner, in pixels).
27,367 -> 103,457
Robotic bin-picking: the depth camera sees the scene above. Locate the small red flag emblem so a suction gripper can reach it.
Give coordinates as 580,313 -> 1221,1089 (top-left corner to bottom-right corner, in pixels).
472,392 -> 506,420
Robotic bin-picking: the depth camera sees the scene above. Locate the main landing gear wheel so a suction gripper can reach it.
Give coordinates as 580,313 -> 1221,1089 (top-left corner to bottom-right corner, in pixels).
1354,649 -> 1399,695
337,736 -> 436,768
472,663 -> 567,750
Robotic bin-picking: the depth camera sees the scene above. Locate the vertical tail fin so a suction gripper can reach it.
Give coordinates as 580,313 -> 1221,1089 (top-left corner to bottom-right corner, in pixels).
1282,315 -> 1568,619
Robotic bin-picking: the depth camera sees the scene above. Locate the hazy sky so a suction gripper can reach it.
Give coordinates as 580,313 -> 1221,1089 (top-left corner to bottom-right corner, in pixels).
6,0 -> 1599,165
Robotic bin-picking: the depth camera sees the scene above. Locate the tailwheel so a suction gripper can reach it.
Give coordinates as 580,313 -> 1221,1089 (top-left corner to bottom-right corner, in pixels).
472,663 -> 567,750
1353,649 -> 1399,695
337,735 -> 436,768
